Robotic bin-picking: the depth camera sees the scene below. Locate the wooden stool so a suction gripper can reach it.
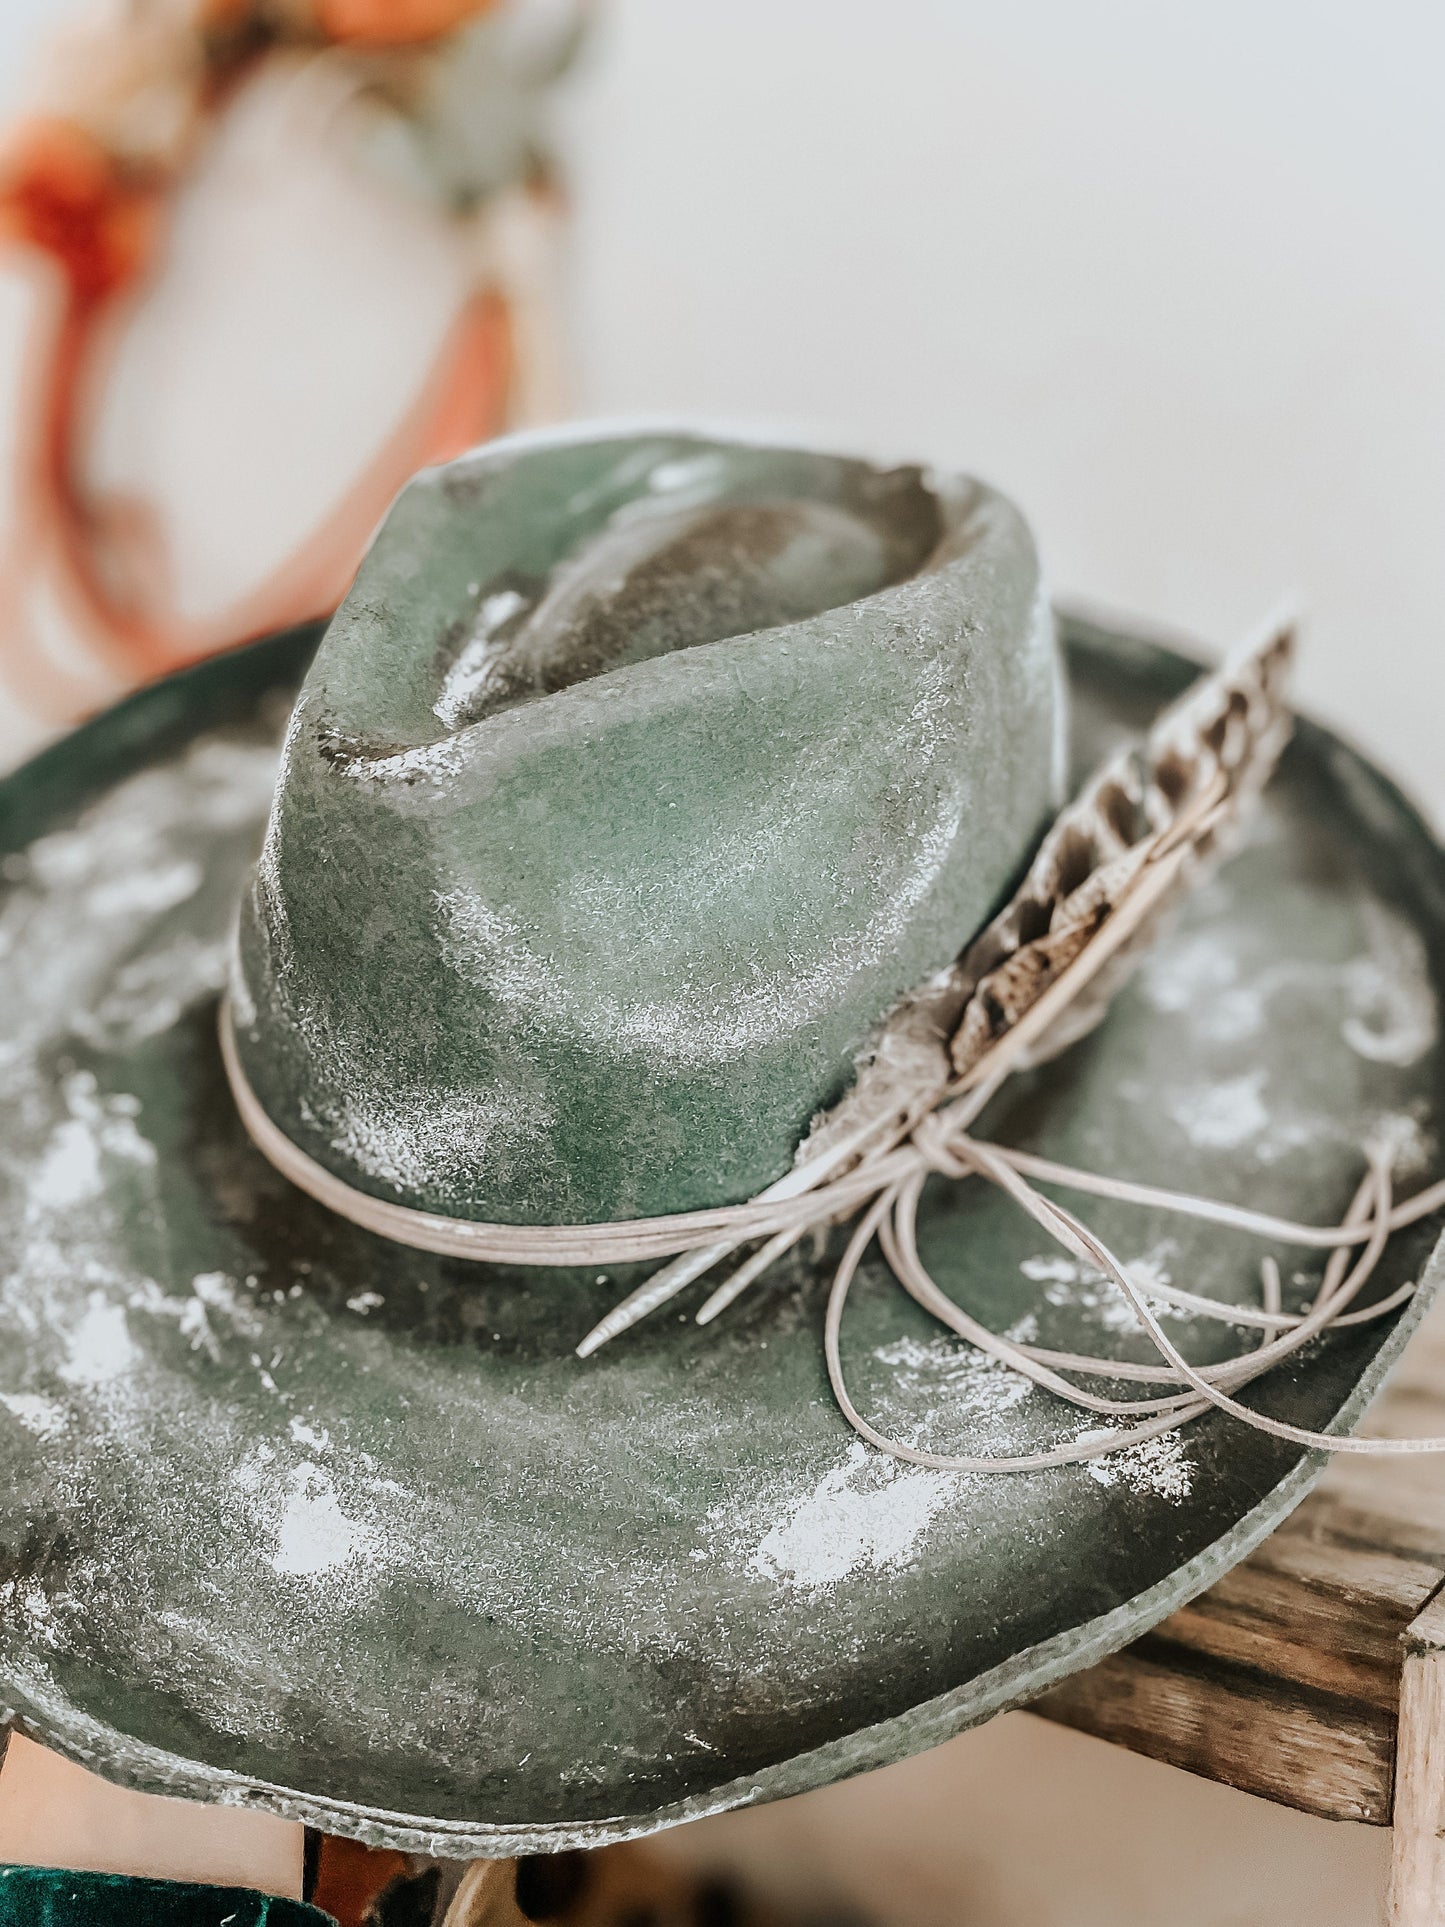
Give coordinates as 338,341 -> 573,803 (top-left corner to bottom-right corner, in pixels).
1035,1293 -> 1445,1926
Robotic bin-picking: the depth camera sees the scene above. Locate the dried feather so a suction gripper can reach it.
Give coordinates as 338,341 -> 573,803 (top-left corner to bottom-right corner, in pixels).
797,615 -> 1295,1172
947,614 -> 1294,1079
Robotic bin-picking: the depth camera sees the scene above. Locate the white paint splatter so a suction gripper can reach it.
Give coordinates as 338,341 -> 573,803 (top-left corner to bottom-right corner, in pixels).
74,933 -> 232,1050
1141,899 -> 1438,1071
85,859 -> 202,921
12,1579 -> 63,1649
230,1443 -> 276,1494
1171,1068 -> 1269,1150
1139,933 -> 1240,1018
0,1392 -> 68,1440
30,1118 -> 105,1208
1021,1241 -> 1188,1334
743,1443 -> 959,1591
1372,1108 -> 1436,1180
1342,903 -> 1438,1066
56,1294 -> 138,1388
191,1271 -> 265,1342
1076,1428 -> 1194,1502
271,1463 -> 371,1579
872,1333 -> 1034,1422
27,1075 -> 156,1213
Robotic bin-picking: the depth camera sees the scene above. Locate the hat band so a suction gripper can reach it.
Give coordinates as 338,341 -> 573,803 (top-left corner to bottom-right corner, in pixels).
218,999 -> 888,1267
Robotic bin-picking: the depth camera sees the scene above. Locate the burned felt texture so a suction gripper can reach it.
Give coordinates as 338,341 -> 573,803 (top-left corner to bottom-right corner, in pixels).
232,431 -> 1061,1226
1,617 -> 1444,1853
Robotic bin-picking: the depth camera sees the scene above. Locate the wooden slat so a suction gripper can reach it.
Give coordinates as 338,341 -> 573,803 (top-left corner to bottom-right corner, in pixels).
1032,1295 -> 1445,1822
1039,1640 -> 1398,1823
1390,1598 -> 1445,1923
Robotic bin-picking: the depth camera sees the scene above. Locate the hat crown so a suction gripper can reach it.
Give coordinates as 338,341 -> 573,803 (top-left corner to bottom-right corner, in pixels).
233,429 -> 1063,1226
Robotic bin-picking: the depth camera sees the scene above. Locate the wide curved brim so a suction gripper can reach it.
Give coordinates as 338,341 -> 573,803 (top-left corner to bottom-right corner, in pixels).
1,613 -> 1442,1855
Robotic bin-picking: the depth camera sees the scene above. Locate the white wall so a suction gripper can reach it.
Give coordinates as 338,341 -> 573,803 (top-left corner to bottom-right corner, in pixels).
564,0 -> 1445,822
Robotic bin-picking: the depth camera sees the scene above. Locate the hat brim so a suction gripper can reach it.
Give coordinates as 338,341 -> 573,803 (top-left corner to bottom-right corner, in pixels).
1,612 -> 1442,1853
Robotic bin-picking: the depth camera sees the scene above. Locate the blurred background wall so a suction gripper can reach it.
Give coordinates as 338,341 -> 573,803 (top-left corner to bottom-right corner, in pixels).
562,0 -> 1445,827
1,2 -> 1442,1921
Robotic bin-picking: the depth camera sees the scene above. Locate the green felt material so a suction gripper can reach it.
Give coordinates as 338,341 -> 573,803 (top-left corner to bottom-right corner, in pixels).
0,1868 -> 332,1927
0,610 -> 1442,1856
232,429 -> 1061,1225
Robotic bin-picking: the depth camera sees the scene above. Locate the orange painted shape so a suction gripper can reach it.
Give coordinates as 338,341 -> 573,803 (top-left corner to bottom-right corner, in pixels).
0,119 -> 163,301
312,0 -> 500,47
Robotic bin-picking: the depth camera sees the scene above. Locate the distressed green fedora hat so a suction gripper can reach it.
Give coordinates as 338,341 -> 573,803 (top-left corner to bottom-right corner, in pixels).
2,424 -> 1444,1857
229,432 -> 1061,1231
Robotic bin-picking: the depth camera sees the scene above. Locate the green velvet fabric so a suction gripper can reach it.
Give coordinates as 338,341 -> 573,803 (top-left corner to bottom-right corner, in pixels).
233,428 -> 1062,1225
0,1868 -> 333,1926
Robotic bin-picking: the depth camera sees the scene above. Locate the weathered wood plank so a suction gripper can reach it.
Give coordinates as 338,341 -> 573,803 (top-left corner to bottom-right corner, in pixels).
1284,1492 -> 1445,1566
1389,1598 -> 1445,1925
1037,1637 -> 1399,1822
1160,1538 -> 1444,1712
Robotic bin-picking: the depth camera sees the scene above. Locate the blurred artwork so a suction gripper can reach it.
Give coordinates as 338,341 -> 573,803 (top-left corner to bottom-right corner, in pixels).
0,0 -> 582,768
